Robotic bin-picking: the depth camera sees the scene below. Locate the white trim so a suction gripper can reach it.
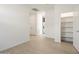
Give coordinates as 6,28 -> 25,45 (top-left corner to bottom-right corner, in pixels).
61,12 -> 74,18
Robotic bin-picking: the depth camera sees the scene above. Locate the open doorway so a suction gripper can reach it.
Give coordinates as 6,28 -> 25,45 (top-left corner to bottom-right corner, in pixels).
29,8 -> 45,37
61,12 -> 74,44
37,12 -> 46,36
42,17 -> 46,34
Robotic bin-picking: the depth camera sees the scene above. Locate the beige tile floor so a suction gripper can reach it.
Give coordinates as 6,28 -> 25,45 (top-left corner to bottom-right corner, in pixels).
0,36 -> 78,54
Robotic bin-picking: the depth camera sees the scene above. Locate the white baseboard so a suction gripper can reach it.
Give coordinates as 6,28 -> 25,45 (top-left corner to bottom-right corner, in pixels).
0,39 -> 30,52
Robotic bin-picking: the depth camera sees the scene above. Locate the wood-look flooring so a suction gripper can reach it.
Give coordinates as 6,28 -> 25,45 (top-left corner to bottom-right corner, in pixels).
0,36 -> 78,54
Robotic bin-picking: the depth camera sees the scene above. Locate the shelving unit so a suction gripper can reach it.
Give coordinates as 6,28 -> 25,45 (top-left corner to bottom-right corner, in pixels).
61,17 -> 73,42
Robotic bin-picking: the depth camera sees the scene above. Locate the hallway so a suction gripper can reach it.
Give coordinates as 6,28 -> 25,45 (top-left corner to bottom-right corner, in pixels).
0,36 -> 78,54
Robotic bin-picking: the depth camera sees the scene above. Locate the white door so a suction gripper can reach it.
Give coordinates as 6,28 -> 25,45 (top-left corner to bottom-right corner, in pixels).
73,6 -> 79,52
30,14 -> 37,35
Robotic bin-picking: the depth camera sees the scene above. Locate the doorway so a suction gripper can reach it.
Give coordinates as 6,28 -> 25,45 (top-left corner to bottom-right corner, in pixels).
42,17 -> 45,34
61,12 -> 74,43
29,9 -> 46,37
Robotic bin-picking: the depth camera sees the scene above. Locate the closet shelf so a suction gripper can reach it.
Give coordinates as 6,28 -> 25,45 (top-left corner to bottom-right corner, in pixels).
61,27 -> 73,28
61,37 -> 73,38
61,22 -> 73,23
61,32 -> 73,33
61,16 -> 73,42
61,16 -> 73,19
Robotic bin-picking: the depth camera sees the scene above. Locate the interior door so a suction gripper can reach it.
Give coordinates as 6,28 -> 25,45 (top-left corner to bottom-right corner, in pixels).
30,14 -> 37,35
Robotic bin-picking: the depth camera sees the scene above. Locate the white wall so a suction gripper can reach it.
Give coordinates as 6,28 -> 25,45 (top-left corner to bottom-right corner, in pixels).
45,10 -> 56,38
0,5 -> 30,51
53,5 -> 61,43
73,5 -> 79,52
